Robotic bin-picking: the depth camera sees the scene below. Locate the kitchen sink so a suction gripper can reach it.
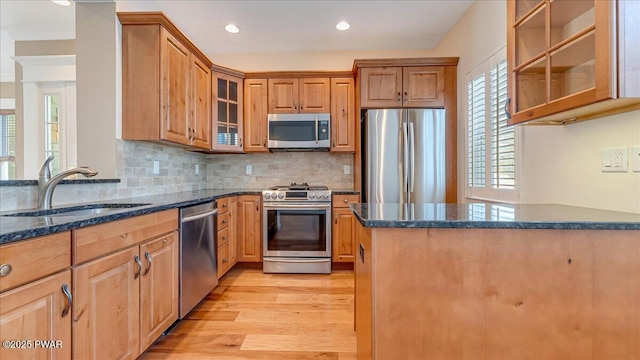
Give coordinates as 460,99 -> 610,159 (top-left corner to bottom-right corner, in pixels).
1,203 -> 151,218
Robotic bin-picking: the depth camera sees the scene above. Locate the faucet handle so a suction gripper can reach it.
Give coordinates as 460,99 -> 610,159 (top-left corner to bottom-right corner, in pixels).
39,156 -> 54,180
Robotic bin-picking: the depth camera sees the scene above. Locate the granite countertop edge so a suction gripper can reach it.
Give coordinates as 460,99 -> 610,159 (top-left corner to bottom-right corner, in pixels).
0,189 -> 262,244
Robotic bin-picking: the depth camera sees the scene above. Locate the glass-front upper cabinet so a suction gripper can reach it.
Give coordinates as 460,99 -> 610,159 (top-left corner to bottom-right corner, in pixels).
212,69 -> 244,152
507,0 -> 640,125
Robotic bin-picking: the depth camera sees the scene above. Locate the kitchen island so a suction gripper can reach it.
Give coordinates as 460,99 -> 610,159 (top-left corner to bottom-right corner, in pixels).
350,203 -> 640,360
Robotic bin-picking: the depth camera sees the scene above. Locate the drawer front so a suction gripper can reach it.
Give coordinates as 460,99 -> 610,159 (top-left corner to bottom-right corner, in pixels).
217,212 -> 230,230
218,197 -> 230,214
73,209 -> 178,264
217,227 -> 230,247
332,194 -> 360,208
217,241 -> 230,279
0,232 -> 71,292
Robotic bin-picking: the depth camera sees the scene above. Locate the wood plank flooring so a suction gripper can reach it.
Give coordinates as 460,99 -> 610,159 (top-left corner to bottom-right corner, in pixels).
140,267 -> 356,359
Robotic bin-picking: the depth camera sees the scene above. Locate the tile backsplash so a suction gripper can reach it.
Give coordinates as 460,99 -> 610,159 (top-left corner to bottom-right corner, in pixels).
0,141 -> 354,211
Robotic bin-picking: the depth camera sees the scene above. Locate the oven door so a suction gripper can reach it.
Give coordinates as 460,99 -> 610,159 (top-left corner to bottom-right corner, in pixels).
262,202 -> 331,258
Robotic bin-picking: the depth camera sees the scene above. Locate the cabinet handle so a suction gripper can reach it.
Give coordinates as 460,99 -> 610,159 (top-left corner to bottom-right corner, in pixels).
61,284 -> 72,318
222,258 -> 228,263
134,255 -> 142,279
359,243 -> 365,263
239,138 -> 243,147
294,100 -> 298,110
299,101 -> 304,110
143,252 -> 152,276
222,236 -> 227,241
404,91 -> 408,103
397,92 -> 401,103
333,138 -> 336,148
255,201 -> 259,211
222,203 -> 227,209
335,215 -> 338,224
222,219 -> 228,224
263,138 -> 267,147
0,263 -> 12,277
504,97 -> 512,120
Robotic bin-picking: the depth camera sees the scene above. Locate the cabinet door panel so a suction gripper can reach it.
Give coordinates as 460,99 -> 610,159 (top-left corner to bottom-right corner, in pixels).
403,66 -> 445,107
299,78 -> 330,113
161,30 -> 190,145
139,232 -> 179,352
360,67 -> 403,108
73,247 -> 140,360
333,208 -> 356,262
212,73 -> 244,152
268,78 -> 299,114
244,79 -> 269,152
0,271 -> 71,360
191,56 -> 211,149
229,196 -> 238,265
330,78 -> 355,152
237,195 -> 262,262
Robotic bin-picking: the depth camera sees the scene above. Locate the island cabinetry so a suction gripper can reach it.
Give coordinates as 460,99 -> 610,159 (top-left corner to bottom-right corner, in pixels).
243,79 -> 269,152
332,194 -> 359,262
354,224 -> 640,359
237,195 -> 262,262
120,12 -> 213,149
359,66 -> 445,108
507,0 -> 640,124
72,209 -> 179,359
212,67 -> 244,152
0,232 -> 72,360
268,77 -> 330,114
330,78 -> 356,152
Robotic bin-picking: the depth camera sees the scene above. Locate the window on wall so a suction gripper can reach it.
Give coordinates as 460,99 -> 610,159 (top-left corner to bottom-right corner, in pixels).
466,47 -> 519,202
44,94 -> 61,174
0,111 -> 16,180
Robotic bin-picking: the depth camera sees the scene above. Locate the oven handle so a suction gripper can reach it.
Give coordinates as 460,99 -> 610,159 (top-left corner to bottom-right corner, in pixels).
263,258 -> 330,263
263,203 -> 331,209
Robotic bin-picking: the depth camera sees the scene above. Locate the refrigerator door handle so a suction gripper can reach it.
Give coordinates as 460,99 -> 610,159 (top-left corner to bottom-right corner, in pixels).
402,120 -> 409,200
409,121 -> 415,194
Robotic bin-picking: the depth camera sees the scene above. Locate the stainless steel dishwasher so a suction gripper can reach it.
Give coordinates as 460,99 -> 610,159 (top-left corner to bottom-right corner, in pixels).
179,201 -> 218,319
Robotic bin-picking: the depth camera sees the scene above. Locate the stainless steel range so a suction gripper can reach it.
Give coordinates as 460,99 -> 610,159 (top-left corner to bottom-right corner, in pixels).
262,183 -> 332,274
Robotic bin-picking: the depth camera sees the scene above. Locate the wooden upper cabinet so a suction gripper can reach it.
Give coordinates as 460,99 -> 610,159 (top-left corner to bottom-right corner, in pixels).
120,13 -> 213,150
507,0 -> 640,125
360,66 -> 444,108
212,70 -> 244,153
243,79 -> 269,152
268,78 -> 330,113
330,78 -> 355,152
191,56 -> 212,149
360,67 -> 403,107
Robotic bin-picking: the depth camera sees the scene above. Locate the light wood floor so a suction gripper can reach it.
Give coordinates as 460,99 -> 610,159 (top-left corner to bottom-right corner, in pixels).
140,267 -> 356,359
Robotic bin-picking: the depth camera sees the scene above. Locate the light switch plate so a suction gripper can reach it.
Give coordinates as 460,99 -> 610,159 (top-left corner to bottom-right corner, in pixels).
601,147 -> 628,172
344,165 -> 351,175
195,164 -> 200,175
632,146 -> 640,172
246,165 -> 252,175
153,160 -> 160,174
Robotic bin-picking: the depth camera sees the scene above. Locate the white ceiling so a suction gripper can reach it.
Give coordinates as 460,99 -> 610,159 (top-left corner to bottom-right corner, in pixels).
0,0 -> 474,80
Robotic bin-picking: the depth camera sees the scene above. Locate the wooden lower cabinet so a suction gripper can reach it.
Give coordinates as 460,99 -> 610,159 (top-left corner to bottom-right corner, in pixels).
73,231 -> 178,359
0,270 -> 72,360
237,195 -> 262,262
332,194 -> 359,262
228,195 -> 238,265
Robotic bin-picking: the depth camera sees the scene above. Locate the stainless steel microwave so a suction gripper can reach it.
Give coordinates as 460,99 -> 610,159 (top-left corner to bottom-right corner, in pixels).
267,113 -> 330,150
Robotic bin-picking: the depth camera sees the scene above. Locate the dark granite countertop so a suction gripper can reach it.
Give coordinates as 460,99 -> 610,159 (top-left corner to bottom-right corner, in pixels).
0,189 -> 262,244
0,178 -> 121,186
332,189 -> 360,195
350,203 -> 640,230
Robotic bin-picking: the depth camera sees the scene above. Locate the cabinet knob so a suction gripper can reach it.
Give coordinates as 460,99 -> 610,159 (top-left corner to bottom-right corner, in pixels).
404,91 -> 408,103
222,258 -> 228,263
397,92 -> 401,103
343,198 -> 348,203
0,263 -> 12,277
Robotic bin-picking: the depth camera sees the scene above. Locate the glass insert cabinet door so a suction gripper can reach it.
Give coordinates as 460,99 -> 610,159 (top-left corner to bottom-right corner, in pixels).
212,71 -> 244,152
507,0 -> 615,125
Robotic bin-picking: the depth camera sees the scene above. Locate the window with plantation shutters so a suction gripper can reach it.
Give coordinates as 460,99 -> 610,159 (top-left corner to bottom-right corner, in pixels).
466,47 -> 519,202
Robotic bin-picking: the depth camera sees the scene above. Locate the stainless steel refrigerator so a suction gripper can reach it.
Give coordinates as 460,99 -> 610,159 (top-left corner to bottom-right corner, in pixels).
363,109 -> 446,203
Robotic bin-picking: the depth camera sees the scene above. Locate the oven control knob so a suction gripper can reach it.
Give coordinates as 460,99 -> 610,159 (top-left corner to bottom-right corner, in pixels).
310,193 -> 316,199
278,193 -> 284,199
271,193 -> 278,199
264,193 -> 270,199
323,194 -> 329,199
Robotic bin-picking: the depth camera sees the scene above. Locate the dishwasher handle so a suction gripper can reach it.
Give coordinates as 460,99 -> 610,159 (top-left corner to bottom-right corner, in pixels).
181,208 -> 218,223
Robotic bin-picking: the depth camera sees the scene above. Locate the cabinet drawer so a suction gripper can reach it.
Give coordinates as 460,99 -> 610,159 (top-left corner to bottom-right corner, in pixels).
332,194 -> 360,208
217,212 -> 230,230
73,209 -> 178,264
217,241 -> 230,279
217,227 -> 229,247
0,232 -> 71,292
218,197 -> 229,214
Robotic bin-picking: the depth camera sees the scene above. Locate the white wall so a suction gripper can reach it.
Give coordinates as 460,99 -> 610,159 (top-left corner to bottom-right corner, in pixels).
434,0 -> 640,213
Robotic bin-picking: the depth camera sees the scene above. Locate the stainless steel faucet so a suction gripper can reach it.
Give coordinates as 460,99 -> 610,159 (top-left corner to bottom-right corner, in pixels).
37,156 -> 99,209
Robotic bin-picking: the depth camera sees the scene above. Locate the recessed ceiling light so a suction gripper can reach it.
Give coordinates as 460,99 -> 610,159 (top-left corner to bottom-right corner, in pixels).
225,24 -> 240,34
336,21 -> 350,31
51,0 -> 72,6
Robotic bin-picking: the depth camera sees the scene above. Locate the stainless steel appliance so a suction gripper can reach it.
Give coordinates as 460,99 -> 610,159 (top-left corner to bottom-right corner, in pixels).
267,113 -> 330,149
363,109 -> 446,203
262,183 -> 332,274
179,201 -> 218,318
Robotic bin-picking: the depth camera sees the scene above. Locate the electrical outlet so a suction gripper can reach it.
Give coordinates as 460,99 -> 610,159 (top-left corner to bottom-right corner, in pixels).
153,160 -> 160,175
344,165 -> 351,175
195,164 -> 200,175
246,165 -> 252,175
601,147 -> 628,172
632,146 -> 640,172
